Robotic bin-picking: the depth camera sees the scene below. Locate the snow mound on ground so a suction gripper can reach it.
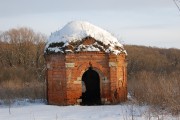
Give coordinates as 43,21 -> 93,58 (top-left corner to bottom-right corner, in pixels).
45,21 -> 126,55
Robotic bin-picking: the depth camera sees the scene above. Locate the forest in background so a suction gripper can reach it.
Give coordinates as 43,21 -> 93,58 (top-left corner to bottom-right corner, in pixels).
0,27 -> 46,100
0,27 -> 179,114
125,45 -> 180,114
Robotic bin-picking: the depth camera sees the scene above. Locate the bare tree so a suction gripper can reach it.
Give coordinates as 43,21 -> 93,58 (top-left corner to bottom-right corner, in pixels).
0,27 -> 46,69
0,27 -> 47,101
173,0 -> 180,12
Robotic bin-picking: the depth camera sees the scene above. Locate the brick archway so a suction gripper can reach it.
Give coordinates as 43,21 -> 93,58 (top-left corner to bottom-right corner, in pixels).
78,61 -> 105,78
77,62 -> 105,104
77,62 -> 105,87
81,67 -> 101,105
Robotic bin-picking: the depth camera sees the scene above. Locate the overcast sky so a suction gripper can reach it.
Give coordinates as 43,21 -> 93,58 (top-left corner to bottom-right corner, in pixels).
0,0 -> 180,48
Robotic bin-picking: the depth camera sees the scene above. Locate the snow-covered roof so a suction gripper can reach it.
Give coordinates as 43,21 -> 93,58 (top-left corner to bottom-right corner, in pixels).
45,21 -> 126,55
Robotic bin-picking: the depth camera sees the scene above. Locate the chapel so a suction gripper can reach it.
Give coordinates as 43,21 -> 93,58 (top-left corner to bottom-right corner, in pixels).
44,21 -> 127,105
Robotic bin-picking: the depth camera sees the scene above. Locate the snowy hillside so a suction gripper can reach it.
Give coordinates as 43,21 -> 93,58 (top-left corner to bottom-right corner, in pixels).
45,21 -> 126,55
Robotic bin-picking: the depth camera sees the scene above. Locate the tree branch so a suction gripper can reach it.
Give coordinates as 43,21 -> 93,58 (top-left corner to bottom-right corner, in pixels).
173,0 -> 180,12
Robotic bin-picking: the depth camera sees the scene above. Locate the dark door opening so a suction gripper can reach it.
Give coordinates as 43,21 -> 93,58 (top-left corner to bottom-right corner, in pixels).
81,67 -> 101,105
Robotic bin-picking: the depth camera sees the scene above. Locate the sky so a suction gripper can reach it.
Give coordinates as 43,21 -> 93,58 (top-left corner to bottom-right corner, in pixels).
0,0 -> 180,48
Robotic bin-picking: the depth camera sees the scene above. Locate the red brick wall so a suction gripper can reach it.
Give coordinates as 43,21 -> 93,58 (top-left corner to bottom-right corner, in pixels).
45,52 -> 127,105
45,55 -> 67,105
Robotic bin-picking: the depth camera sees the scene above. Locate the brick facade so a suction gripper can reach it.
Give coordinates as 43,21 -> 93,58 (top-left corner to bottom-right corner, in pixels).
45,52 -> 127,105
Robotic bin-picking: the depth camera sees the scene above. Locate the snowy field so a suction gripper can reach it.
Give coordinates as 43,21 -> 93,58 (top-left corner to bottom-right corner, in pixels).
0,100 -> 179,120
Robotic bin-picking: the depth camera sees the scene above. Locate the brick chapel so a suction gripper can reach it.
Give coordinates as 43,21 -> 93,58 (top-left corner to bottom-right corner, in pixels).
44,21 -> 127,105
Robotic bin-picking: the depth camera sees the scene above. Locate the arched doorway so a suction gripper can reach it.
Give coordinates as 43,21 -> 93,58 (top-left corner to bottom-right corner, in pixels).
81,67 -> 101,105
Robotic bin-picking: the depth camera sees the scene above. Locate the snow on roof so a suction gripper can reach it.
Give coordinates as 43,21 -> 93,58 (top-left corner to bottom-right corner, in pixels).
45,21 -> 126,55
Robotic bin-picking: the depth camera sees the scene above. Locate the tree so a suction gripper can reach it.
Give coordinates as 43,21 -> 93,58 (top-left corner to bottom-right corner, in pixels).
0,27 -> 46,69
173,0 -> 180,12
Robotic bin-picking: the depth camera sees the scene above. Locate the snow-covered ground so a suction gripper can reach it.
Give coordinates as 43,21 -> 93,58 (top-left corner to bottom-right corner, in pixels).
0,99 -> 179,120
